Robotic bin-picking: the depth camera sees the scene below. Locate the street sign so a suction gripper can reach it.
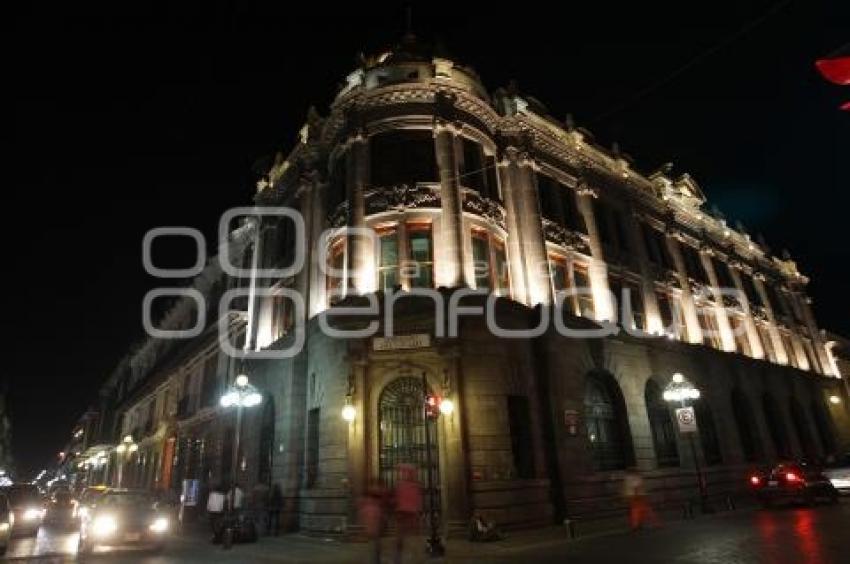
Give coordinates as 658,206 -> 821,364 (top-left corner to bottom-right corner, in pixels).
675,406 -> 698,434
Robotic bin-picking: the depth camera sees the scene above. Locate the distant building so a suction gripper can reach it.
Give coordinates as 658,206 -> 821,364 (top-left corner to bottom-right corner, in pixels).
72,35 -> 849,535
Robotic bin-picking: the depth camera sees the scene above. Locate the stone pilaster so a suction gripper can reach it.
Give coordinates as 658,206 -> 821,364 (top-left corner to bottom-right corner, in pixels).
434,121 -> 466,289
439,351 -> 470,532
515,155 -> 551,306
626,211 -> 662,333
497,150 -> 529,304
699,250 -> 736,352
575,185 -> 614,321
345,133 -> 375,294
728,265 -> 765,359
665,234 -> 702,344
753,276 -> 789,365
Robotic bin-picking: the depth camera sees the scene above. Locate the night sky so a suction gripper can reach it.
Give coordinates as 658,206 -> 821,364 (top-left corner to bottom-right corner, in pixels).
9,1 -> 849,477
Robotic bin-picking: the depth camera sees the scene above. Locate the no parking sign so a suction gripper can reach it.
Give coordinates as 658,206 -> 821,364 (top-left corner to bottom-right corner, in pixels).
675,407 -> 698,433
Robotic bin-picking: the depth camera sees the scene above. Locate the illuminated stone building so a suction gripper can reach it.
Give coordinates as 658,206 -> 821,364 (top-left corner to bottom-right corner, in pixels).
87,35 -> 850,536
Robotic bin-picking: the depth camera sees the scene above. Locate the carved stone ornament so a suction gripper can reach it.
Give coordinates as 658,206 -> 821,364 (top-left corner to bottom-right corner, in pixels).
366,184 -> 441,215
542,218 -> 589,252
461,190 -> 506,229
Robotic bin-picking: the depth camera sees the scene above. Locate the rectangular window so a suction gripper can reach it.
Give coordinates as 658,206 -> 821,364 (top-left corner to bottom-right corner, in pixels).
742,275 -> 762,307
378,229 -> 400,290
573,264 -> 594,318
507,395 -> 534,479
493,239 -> 510,296
683,245 -> 708,284
536,173 -> 564,224
484,155 -> 501,201
698,308 -> 722,349
550,257 -> 569,293
757,324 -> 775,362
594,200 -> 615,248
623,279 -> 645,330
327,154 -> 347,212
563,189 -> 586,233
730,315 -> 751,356
326,240 -> 346,304
614,210 -> 632,255
200,356 -> 219,409
407,225 -> 434,288
471,231 -> 491,290
370,130 -> 437,186
306,408 -> 320,488
271,293 -> 294,340
782,333 -> 799,368
461,138 -> 487,193
712,257 -> 735,290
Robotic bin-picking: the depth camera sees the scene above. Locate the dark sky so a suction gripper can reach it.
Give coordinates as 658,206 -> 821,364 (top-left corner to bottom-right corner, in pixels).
9,1 -> 849,477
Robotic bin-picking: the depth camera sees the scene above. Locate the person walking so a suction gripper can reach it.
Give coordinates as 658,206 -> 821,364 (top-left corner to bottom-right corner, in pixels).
359,482 -> 387,564
623,468 -> 659,531
393,464 -> 422,564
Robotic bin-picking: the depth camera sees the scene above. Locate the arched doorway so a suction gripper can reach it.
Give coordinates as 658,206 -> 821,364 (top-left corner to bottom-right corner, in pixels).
645,380 -> 679,468
378,377 -> 439,497
584,371 -> 633,471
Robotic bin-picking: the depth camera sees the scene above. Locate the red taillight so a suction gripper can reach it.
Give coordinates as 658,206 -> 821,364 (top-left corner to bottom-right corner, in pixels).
785,472 -> 801,483
750,475 -> 761,486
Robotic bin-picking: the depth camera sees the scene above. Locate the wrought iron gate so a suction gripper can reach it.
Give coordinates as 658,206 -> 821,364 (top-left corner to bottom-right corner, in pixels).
378,377 -> 440,513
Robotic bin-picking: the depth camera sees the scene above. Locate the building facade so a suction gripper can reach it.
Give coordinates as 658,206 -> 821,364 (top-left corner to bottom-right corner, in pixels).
68,35 -> 849,536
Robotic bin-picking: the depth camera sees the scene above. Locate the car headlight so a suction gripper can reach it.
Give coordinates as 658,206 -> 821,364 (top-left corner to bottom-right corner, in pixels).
149,517 -> 169,534
91,515 -> 118,537
22,507 -> 45,521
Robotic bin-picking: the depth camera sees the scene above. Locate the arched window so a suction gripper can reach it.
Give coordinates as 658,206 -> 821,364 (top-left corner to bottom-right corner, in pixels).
762,393 -> 792,459
645,380 -> 679,467
695,400 -> 722,466
584,372 -> 633,471
731,388 -> 762,462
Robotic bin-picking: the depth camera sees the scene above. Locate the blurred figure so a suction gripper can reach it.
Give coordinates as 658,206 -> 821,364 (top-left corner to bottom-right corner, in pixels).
267,484 -> 283,536
359,481 -> 387,564
623,468 -> 659,531
394,464 -> 422,564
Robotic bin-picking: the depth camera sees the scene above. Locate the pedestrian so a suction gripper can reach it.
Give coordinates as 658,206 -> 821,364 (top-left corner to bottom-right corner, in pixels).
206,483 -> 226,543
623,468 -> 658,531
393,464 -> 422,564
359,481 -> 387,564
267,484 -> 283,536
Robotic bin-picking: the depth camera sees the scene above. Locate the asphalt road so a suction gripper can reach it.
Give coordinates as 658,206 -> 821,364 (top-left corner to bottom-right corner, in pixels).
4,501 -> 848,563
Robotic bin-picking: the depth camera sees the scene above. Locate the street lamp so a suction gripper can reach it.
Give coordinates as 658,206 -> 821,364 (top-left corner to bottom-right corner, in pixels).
115,435 -> 138,488
219,373 -> 262,547
663,373 -> 710,514
421,371 -> 454,558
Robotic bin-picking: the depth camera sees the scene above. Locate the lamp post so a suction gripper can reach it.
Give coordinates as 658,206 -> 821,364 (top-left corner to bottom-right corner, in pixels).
219,374 -> 262,548
663,373 -> 710,514
115,435 -> 138,488
421,371 -> 454,558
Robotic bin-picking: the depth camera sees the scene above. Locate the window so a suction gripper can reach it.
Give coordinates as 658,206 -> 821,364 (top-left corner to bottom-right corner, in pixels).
742,275 -> 762,307
642,224 -> 672,270
594,200 -> 615,248
573,264 -> 594,318
563,189 -> 586,233
682,245 -> 708,284
407,224 -> 434,288
695,401 -> 723,466
327,154 -> 347,212
621,279 -> 645,331
326,239 -> 346,304
712,257 -> 735,290
550,256 -> 570,294
460,138 -> 487,194
645,380 -> 679,467
306,408 -> 320,488
537,173 -> 565,224
782,333 -> 799,368
370,130 -> 437,186
378,229 -> 400,290
199,356 -> 219,409
471,231 -> 490,290
731,388 -> 762,462
584,372 -> 632,471
493,239 -> 510,295
730,315 -> 751,356
507,395 -> 534,479
271,293 -> 295,341
757,324 -> 775,361
657,292 -> 687,340
698,308 -> 722,349
802,339 -> 819,372
485,155 -> 501,201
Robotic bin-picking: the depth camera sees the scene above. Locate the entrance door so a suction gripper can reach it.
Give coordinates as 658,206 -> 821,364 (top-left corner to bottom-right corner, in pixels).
378,377 -> 440,511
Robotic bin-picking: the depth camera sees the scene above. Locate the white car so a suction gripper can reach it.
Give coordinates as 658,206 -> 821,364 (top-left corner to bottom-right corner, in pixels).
823,453 -> 850,495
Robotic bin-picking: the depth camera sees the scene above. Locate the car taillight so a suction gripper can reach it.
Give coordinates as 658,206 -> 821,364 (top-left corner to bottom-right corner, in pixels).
785,472 -> 801,483
749,475 -> 762,486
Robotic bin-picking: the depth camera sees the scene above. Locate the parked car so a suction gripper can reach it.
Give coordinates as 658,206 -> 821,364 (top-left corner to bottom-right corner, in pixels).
0,484 -> 45,537
749,461 -> 839,507
77,489 -> 170,556
0,492 -> 12,556
822,453 -> 850,495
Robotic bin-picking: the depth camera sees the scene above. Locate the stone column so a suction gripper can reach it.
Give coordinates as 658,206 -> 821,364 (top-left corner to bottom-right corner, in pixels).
346,359 -> 368,524
728,264 -> 765,359
575,185 -> 614,321
345,133 -> 375,294
796,292 -> 832,375
308,177 -> 328,317
515,156 -> 552,306
497,150 -> 529,305
665,234 -> 703,344
753,276 -> 789,365
699,251 -> 736,352
434,121 -> 466,288
439,351 -> 470,533
626,212 -> 662,333
397,220 -> 410,291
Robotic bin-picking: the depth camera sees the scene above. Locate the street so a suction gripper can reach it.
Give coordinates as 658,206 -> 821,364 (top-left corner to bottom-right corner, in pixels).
4,501 -> 848,563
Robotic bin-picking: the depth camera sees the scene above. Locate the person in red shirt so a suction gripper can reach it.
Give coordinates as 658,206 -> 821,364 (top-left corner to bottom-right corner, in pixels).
393,464 -> 422,563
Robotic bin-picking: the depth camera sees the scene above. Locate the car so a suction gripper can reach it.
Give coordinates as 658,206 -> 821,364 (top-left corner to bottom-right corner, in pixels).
0,484 -> 45,537
44,489 -> 77,528
822,453 -> 850,495
73,485 -> 108,520
77,489 -> 171,556
749,461 -> 839,507
0,492 -> 13,556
